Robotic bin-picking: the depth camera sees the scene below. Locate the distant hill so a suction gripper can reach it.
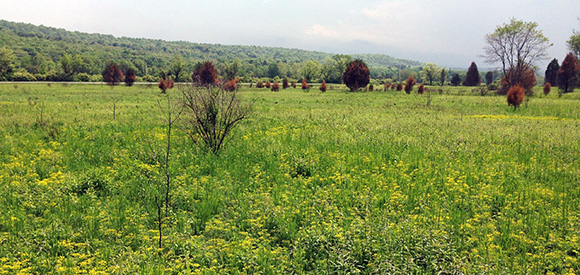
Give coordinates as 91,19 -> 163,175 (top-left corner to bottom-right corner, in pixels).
0,20 -> 422,81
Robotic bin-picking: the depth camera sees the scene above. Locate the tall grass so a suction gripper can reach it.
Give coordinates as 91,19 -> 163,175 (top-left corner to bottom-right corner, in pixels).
0,83 -> 579,273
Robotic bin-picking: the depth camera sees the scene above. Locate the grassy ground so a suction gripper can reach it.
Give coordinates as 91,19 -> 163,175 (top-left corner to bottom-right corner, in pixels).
0,83 -> 579,274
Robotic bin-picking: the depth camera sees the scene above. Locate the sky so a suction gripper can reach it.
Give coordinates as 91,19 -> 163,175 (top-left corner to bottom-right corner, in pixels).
1,0 -> 579,69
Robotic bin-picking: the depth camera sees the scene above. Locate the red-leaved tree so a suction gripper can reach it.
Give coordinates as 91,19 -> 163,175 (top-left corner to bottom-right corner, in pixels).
124,68 -> 136,86
291,81 -> 296,88
558,52 -> 579,94
391,83 -> 397,90
396,83 -> 403,91
282,78 -> 289,89
265,80 -> 271,88
102,62 -> 124,86
404,75 -> 417,94
499,65 -> 536,96
257,81 -> 264,88
192,61 -> 218,86
507,84 -> 525,110
342,59 -> 370,92
158,76 -> 174,94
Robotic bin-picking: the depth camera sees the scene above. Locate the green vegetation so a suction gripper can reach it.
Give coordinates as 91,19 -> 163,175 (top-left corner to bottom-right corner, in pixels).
1,83 -> 579,273
0,20 -> 421,82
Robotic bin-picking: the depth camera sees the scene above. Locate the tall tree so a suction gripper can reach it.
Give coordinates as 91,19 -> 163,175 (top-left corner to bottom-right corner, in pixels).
440,68 -> 446,86
544,58 -> 560,86
342,59 -> 370,92
420,63 -> 440,85
463,62 -> 481,86
568,20 -> 580,57
404,75 -> 417,94
483,18 -> 551,87
558,52 -> 579,94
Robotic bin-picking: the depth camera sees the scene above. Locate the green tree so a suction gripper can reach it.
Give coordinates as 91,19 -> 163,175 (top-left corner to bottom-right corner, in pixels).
440,68 -> 446,86
0,47 -> 16,80
483,18 -> 551,87
450,73 -> 462,86
420,63 -> 441,85
224,58 -> 241,80
267,63 -> 280,79
59,54 -> 83,81
332,54 -> 353,83
301,60 -> 321,82
169,56 -> 187,82
568,20 -> 580,57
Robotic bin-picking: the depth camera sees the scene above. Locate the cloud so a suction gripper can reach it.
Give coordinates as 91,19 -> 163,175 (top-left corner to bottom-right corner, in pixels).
304,24 -> 340,39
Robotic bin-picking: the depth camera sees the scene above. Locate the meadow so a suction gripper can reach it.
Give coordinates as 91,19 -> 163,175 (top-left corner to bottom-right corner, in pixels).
0,83 -> 579,274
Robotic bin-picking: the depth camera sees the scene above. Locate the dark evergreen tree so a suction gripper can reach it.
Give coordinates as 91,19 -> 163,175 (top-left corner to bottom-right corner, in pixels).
463,62 -> 481,86
450,74 -> 462,86
485,71 -> 494,86
544,58 -> 559,86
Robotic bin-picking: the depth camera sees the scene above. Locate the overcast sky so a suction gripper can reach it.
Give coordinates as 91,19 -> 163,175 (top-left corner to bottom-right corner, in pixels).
1,0 -> 578,68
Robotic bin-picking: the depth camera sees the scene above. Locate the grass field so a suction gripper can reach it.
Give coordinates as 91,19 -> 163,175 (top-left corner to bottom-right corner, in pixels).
0,83 -> 579,274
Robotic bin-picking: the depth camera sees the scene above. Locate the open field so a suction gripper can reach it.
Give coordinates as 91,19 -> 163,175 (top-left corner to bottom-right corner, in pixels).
1,83 -> 579,274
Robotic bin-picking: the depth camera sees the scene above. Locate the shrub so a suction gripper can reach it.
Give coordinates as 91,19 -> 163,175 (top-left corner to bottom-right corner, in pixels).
368,84 -> 374,91
192,61 -> 219,86
265,80 -> 271,88
223,79 -> 239,92
282,78 -> 289,89
320,80 -> 327,92
257,81 -> 264,88
404,75 -> 417,94
271,81 -> 280,92
391,83 -> 397,90
74,72 -> 90,82
417,83 -> 425,94
543,82 -> 551,96
158,76 -> 174,94
396,83 -> 403,91
507,85 -> 525,110
302,79 -> 309,90
342,59 -> 370,92
291,81 -> 296,88
180,85 -> 253,155
450,74 -> 462,86
384,82 -> 389,91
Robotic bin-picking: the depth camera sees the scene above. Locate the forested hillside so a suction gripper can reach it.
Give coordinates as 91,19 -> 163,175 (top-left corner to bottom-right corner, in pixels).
0,20 -> 422,82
